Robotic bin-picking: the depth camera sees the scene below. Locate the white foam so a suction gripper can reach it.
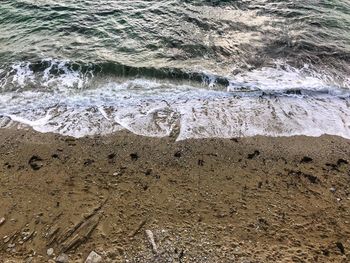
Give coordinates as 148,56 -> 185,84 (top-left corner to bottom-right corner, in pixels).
0,59 -> 92,91
0,61 -> 350,140
11,62 -> 34,87
228,61 -> 349,94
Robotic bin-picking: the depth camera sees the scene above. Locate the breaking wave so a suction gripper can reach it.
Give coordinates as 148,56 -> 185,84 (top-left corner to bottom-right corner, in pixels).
0,59 -> 350,140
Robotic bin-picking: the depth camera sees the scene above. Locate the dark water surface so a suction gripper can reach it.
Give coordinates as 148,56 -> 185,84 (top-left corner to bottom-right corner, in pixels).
0,0 -> 349,139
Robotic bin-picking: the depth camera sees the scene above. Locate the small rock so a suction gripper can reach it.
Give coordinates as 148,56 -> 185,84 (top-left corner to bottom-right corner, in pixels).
300,156 -> 313,163
145,229 -> 158,254
0,217 -> 5,226
47,247 -> 54,257
85,251 -> 102,263
56,253 -> 69,263
83,159 -> 94,166
130,153 -> 139,161
336,242 -> 345,254
197,159 -> 204,166
247,150 -> 260,160
174,151 -> 182,158
337,159 -> 348,166
330,187 -> 336,193
8,243 -> 15,248
108,153 -> 116,160
28,155 -> 43,170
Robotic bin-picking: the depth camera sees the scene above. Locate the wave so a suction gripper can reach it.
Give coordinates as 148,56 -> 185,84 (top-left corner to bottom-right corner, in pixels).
1,58 -> 349,93
0,59 -> 350,140
0,59 -> 234,92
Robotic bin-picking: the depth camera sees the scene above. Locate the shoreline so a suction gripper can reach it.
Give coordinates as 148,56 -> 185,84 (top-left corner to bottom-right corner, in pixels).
0,128 -> 350,262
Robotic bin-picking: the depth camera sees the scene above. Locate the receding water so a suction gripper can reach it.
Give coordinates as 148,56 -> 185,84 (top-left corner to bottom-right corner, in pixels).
0,0 -> 350,139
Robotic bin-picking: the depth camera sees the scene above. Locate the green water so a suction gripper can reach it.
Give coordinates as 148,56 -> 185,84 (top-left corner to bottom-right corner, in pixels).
0,0 -> 349,139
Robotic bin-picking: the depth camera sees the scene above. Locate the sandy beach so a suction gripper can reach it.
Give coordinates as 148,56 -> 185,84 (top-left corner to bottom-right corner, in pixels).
0,128 -> 349,262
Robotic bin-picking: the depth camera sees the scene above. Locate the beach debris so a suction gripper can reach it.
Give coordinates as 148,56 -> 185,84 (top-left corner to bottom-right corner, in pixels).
129,218 -> 147,238
247,150 -> 260,159
56,253 -> 69,263
0,217 -> 5,226
108,153 -> 116,163
84,251 -> 102,263
300,156 -> 313,163
46,225 -> 60,246
336,242 -> 345,254
60,215 -> 100,252
28,155 -> 43,170
3,235 -> 10,243
174,151 -> 182,158
145,229 -> 158,254
230,138 -> 239,143
337,159 -> 348,165
325,159 -> 348,171
57,200 -> 107,252
130,153 -> 139,161
83,159 -> 94,166
47,247 -> 54,257
22,230 -> 36,242
51,153 -> 59,159
108,153 -> 116,159
144,168 -> 152,176
330,187 -> 336,193
287,170 -> 319,184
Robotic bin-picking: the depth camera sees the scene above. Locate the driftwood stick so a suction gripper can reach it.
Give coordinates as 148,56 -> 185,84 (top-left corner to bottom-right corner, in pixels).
129,218 -> 147,238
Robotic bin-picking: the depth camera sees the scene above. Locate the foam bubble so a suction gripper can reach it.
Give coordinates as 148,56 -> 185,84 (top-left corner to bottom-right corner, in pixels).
0,59 -> 93,91
11,62 -> 34,86
228,61 -> 348,94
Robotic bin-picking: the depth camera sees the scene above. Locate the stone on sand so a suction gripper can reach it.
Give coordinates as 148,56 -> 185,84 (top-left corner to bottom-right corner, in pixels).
145,229 -> 158,254
47,247 -> 54,256
85,251 -> 102,263
56,253 -> 69,263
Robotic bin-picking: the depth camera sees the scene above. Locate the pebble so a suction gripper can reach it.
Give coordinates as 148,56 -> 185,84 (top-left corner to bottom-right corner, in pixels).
47,247 -> 54,257
84,251 -> 102,263
145,229 -> 158,254
56,253 -> 69,263
0,217 -> 5,226
330,187 -> 336,193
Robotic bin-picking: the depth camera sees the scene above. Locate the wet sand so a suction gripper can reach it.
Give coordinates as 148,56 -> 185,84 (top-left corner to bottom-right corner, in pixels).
0,128 -> 350,262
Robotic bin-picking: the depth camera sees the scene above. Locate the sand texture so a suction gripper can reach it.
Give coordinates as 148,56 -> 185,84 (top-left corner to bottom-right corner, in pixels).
0,129 -> 350,262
